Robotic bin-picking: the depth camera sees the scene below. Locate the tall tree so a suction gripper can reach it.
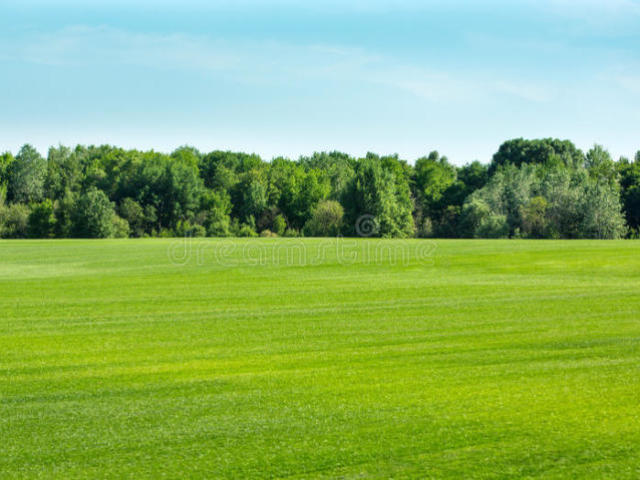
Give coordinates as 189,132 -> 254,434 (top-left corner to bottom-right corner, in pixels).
8,145 -> 47,204
72,187 -> 118,238
343,156 -> 414,238
490,138 -> 584,175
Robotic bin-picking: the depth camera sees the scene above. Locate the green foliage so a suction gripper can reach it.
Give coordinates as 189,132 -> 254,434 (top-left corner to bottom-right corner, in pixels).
462,163 -> 627,239
0,152 -> 14,191
45,145 -> 80,199
585,145 -> 618,188
272,214 -> 287,237
199,190 -> 232,237
118,198 -> 145,237
580,181 -> 627,239
72,187 -> 117,238
111,215 -> 131,239
413,151 -> 457,216
343,156 -> 415,238
53,190 -> 76,238
304,200 -> 344,237
520,196 -> 548,238
237,223 -> 258,237
8,144 -> 47,204
175,220 -> 206,238
0,203 -> 30,238
283,227 -> 300,237
0,140 -> 635,239
28,199 -> 56,238
236,169 -> 268,222
490,138 -> 584,175
617,156 -> 640,232
460,198 -> 509,238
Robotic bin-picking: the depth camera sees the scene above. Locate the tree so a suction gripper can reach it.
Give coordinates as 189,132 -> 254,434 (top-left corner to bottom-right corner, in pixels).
118,198 -> 146,237
8,145 -> 46,204
53,189 -> 77,238
585,145 -> 618,188
299,151 -> 355,200
72,187 -> 117,238
272,214 -> 287,236
171,146 -> 201,169
304,200 -> 344,237
28,200 -> 56,238
343,157 -> 414,238
459,197 -> 508,238
199,190 -> 232,237
412,152 -> 459,236
617,157 -> 640,232
45,145 -> 81,199
580,181 -> 627,239
0,203 -> 30,238
413,151 -> 457,216
521,196 -> 548,238
111,215 -> 131,238
461,164 -> 536,238
0,152 -> 14,193
490,138 -> 584,175
126,152 -> 202,231
235,169 -> 268,223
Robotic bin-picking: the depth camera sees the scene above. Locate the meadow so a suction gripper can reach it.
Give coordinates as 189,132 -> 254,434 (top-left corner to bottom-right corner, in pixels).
1,238 -> 639,479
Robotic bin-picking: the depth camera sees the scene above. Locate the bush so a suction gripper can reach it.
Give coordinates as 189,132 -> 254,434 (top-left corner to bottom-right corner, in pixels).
207,218 -> 231,237
284,228 -> 300,237
476,213 -> 509,238
111,215 -> 131,238
237,224 -> 258,237
273,214 -> 287,236
0,203 -> 30,238
304,200 -> 343,237
260,229 -> 278,238
158,228 -> 175,238
175,220 -> 206,238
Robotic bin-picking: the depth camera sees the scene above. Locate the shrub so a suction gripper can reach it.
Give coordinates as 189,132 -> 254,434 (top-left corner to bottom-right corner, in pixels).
0,203 -> 30,238
260,229 -> 278,238
284,228 -> 300,237
273,214 -> 287,236
175,220 -> 206,238
304,200 -> 343,237
111,215 -> 131,238
237,224 -> 258,237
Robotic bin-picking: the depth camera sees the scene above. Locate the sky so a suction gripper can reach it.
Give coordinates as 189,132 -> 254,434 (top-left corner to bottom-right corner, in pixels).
1,0 -> 639,165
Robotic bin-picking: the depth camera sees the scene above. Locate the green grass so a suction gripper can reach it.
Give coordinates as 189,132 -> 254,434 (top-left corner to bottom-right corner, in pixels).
1,238 -> 640,479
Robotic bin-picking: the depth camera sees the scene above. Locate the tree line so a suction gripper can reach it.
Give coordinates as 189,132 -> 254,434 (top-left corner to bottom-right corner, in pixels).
0,138 -> 638,239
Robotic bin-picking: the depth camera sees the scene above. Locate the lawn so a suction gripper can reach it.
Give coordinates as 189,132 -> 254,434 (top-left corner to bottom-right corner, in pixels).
1,239 -> 639,479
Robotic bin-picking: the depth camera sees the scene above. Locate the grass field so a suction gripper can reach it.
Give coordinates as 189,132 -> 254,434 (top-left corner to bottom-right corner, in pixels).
1,238 -> 640,479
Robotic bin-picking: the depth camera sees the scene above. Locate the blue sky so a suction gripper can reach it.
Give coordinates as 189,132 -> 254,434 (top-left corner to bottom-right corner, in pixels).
1,0 -> 639,164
